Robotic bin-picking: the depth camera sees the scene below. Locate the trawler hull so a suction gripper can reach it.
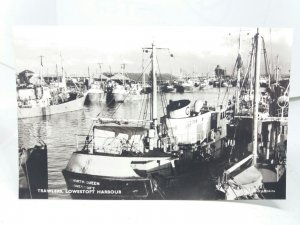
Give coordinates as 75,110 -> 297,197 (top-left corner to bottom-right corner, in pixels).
85,90 -> 105,104
18,96 -> 85,119
62,170 -> 152,199
62,152 -> 175,199
112,93 -> 126,102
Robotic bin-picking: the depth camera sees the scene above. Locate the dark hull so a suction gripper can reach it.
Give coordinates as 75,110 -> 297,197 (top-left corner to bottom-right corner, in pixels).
62,170 -> 153,199
19,145 -> 48,199
175,85 -> 194,93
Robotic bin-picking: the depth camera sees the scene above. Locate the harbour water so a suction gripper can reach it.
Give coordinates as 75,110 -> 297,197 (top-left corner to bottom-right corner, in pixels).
18,88 -> 235,199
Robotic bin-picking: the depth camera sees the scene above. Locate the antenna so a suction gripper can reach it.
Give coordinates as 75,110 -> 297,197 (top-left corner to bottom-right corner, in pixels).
98,62 -> 103,72
40,55 -> 44,67
59,52 -> 67,89
98,62 -> 103,81
121,62 -> 127,85
39,55 -> 44,85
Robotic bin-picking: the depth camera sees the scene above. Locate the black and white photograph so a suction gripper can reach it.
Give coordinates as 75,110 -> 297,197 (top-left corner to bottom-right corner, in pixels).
15,26 -> 292,200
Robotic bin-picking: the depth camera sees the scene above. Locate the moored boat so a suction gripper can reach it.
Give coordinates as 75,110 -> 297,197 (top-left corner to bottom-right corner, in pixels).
17,86 -> 85,119
161,82 -> 176,93
216,29 -> 288,200
62,42 -> 234,199
112,84 -> 128,103
176,79 -> 194,93
19,142 -> 48,199
17,58 -> 85,119
85,82 -> 105,104
63,43 -> 179,199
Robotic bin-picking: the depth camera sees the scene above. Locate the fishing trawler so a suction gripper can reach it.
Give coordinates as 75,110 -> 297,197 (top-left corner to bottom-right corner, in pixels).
108,64 -> 130,103
62,43 -> 177,199
216,29 -> 288,200
85,82 -> 105,104
199,78 -> 211,90
161,82 -> 176,93
62,43 -> 233,199
19,141 -> 48,199
17,58 -> 85,119
176,78 -> 194,93
85,68 -> 106,104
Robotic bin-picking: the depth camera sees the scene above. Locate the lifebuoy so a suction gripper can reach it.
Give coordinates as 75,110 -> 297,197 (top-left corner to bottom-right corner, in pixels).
185,106 -> 190,116
225,113 -> 231,120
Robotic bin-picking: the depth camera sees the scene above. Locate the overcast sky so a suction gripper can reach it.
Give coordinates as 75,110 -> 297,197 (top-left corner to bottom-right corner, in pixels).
13,26 -> 293,77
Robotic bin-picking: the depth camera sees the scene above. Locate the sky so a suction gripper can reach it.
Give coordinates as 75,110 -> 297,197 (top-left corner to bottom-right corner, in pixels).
13,26 -> 293,77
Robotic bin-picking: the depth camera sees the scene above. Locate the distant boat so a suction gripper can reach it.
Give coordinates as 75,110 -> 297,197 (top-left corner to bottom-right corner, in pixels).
213,80 -> 221,88
17,58 -> 85,119
161,82 -> 176,93
193,80 -> 200,87
176,79 -> 194,93
126,82 -> 144,100
108,69 -> 130,103
199,79 -> 211,90
112,83 -> 128,103
86,88 -> 104,104
85,81 -> 105,104
260,77 -> 268,87
17,85 -> 85,119
221,80 -> 229,87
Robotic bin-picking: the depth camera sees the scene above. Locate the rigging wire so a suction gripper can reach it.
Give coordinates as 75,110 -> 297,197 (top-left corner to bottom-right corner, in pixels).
156,56 -> 168,116
94,58 -> 153,149
155,54 -> 176,140
269,29 -> 274,75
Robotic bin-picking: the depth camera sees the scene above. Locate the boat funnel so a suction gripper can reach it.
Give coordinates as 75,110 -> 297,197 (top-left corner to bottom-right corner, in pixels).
167,99 -> 191,118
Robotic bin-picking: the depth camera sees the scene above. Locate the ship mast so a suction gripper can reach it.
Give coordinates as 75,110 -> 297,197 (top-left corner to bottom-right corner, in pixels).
60,53 -> 66,90
252,28 -> 262,165
142,50 -> 146,90
275,55 -> 279,83
236,29 -> 242,114
151,42 -> 158,130
121,63 -> 126,85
